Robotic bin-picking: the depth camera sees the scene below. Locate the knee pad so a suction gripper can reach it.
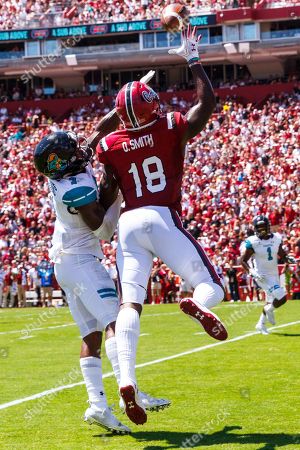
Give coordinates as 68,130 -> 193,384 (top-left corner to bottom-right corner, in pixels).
193,282 -> 224,309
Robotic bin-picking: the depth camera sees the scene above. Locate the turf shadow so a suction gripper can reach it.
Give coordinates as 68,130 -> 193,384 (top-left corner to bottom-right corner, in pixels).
272,332 -> 300,337
132,426 -> 300,449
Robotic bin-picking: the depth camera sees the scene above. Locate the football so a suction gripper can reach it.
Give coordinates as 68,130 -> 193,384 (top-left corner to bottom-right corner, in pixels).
161,3 -> 189,33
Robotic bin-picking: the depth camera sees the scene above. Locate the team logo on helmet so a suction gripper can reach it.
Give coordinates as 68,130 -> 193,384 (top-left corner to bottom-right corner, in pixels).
142,89 -> 157,103
116,81 -> 160,130
47,153 -> 68,173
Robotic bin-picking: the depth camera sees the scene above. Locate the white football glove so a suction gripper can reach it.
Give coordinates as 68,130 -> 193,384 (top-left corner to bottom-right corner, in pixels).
168,24 -> 201,66
249,269 -> 264,282
286,255 -> 297,264
140,70 -> 156,84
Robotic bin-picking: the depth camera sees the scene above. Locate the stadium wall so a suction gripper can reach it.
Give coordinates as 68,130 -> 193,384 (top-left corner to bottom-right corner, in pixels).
4,82 -> 297,119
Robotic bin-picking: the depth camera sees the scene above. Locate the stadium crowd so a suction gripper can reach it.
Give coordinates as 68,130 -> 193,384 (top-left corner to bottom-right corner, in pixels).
1,0 -> 297,31
0,85 -> 300,306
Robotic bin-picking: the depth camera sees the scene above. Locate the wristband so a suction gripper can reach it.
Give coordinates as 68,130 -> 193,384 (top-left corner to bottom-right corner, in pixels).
188,57 -> 200,67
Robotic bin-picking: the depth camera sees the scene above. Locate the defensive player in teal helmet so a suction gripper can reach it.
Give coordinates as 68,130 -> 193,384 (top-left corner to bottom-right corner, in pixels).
33,71 -> 170,434
240,215 -> 296,334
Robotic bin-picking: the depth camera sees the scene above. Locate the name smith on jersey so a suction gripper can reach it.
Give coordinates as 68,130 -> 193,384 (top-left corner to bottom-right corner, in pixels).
122,134 -> 154,152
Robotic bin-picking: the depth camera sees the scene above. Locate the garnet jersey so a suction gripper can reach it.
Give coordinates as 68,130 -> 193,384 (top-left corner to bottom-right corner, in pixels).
97,112 -> 188,214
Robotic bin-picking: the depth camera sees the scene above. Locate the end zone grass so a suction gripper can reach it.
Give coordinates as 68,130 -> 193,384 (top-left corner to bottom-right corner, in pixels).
0,301 -> 299,449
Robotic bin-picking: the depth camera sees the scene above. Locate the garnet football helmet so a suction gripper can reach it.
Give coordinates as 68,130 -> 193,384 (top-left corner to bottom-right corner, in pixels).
253,215 -> 271,239
34,131 -> 93,180
115,81 -> 160,130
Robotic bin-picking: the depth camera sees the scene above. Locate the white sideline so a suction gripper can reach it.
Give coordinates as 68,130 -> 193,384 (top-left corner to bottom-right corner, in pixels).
0,320 -> 299,412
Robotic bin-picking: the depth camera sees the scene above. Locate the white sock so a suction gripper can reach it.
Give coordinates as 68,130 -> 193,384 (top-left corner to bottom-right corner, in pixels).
105,336 -> 120,386
193,283 -> 224,309
80,356 -> 107,410
115,307 -> 140,388
258,313 -> 266,326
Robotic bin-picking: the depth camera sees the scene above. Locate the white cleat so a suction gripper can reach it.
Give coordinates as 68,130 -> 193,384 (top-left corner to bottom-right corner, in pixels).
119,391 -> 171,412
264,305 -> 276,325
255,323 -> 270,335
84,406 -> 131,434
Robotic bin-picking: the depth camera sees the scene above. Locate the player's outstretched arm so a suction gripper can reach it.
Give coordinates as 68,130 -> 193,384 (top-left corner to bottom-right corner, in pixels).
168,24 -> 216,144
87,110 -> 120,151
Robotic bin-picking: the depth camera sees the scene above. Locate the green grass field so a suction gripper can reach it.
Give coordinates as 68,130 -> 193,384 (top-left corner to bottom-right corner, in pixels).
1,301 -> 300,450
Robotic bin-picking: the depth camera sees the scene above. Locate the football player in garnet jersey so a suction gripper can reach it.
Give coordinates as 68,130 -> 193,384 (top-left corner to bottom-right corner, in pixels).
96,25 -> 228,426
240,215 -> 296,335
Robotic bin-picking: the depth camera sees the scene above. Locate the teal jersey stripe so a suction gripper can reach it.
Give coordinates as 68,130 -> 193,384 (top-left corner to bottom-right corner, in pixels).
100,293 -> 118,299
97,288 -> 117,294
62,186 -> 97,208
97,288 -> 117,300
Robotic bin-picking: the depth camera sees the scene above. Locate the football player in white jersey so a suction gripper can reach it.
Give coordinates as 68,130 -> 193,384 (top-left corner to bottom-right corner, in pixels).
33,121 -> 170,431
240,215 -> 296,334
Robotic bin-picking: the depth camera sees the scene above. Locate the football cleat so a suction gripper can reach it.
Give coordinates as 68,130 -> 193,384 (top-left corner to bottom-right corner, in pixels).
84,405 -> 131,434
255,323 -> 269,335
119,384 -> 147,425
119,391 -> 171,412
180,298 -> 228,341
264,305 -> 276,325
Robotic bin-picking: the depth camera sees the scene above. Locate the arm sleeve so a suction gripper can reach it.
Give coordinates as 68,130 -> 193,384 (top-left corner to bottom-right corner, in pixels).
62,186 -> 97,208
93,192 -> 123,241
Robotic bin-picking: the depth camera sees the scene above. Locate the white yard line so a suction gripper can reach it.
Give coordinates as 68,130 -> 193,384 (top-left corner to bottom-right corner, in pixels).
0,320 -> 299,411
142,311 -> 180,318
0,323 -> 76,336
0,312 -> 181,336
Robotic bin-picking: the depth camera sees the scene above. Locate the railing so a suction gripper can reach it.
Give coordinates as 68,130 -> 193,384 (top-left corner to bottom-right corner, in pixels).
261,28 -> 300,39
64,42 -> 140,55
0,51 -> 25,60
